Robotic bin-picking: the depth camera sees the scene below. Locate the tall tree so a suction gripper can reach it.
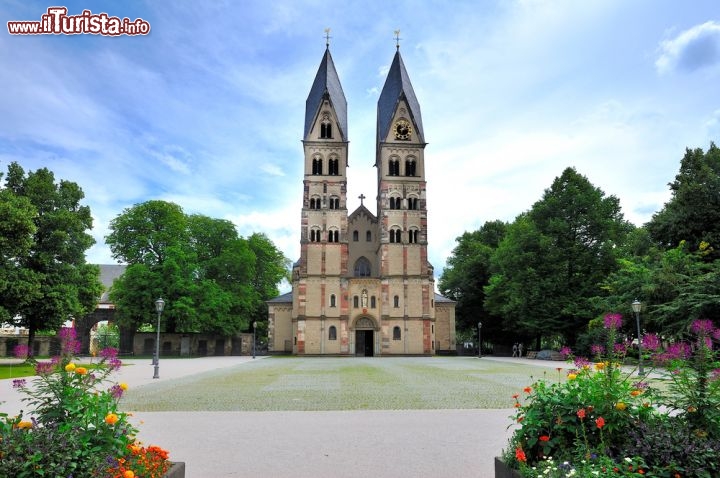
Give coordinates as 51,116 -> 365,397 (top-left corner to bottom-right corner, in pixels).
0,162 -> 102,353
647,143 -> 720,257
439,221 -> 507,339
486,168 -> 630,346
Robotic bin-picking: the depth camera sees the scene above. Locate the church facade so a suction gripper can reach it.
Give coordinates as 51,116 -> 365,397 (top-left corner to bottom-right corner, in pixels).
267,43 -> 456,356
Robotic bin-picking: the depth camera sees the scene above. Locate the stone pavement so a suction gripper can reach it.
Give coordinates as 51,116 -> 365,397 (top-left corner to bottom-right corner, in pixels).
0,356 -> 550,477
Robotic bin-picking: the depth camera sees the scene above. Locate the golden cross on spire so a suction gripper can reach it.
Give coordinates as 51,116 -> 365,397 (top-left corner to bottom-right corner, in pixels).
324,28 -> 332,47
394,30 -> 401,50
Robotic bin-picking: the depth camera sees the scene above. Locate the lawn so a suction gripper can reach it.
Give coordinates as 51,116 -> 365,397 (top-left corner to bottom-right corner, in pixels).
0,361 -> 111,379
120,356 -> 562,411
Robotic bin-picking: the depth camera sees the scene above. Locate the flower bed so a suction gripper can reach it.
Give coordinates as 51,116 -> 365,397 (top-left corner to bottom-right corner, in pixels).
0,328 -> 177,478
501,315 -> 720,477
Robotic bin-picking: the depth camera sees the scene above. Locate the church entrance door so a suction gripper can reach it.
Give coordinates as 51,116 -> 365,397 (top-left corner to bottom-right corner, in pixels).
355,330 -> 374,357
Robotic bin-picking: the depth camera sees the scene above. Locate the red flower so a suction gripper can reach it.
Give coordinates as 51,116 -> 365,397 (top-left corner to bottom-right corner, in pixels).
539,435 -> 550,442
577,408 -> 586,419
515,447 -> 527,463
512,393 -> 519,399
523,387 -> 532,393
595,416 -> 605,429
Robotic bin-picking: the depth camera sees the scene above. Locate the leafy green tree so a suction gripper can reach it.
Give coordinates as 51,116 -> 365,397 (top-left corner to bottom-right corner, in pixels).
647,143 -> 720,257
0,162 -> 102,354
439,221 -> 507,341
486,168 -> 630,347
107,202 -> 289,341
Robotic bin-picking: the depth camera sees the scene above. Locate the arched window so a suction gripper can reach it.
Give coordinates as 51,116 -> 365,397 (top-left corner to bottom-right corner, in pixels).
405,159 -> 416,177
407,197 -> 418,210
310,228 -> 321,242
328,325 -> 337,340
370,296 -> 376,308
366,230 -> 371,241
393,295 -> 400,308
312,157 -> 323,175
390,228 -> 402,243
330,294 -> 336,307
389,196 -> 402,210
328,158 -> 339,175
328,230 -> 339,243
393,326 -> 401,340
354,257 -> 371,277
353,230 -> 359,241
408,229 -> 419,244
389,159 -> 400,176
353,296 -> 359,308
310,196 -> 321,209
321,115 -> 332,139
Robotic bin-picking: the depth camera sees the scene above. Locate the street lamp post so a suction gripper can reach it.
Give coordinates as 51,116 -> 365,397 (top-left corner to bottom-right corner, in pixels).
477,321 -> 482,359
632,299 -> 644,376
153,298 -> 165,379
252,321 -> 257,359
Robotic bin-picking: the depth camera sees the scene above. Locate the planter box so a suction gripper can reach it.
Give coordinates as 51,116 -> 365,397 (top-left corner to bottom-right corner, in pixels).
164,462 -> 185,478
495,457 -> 522,478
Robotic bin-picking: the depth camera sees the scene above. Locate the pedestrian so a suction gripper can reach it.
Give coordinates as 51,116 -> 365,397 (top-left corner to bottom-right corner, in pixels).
518,343 -> 523,357
512,343 -> 518,357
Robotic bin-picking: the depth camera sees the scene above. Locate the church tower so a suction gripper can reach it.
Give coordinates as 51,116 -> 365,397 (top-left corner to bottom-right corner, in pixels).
293,44 -> 350,354
375,47 -> 435,353
267,37 -> 455,356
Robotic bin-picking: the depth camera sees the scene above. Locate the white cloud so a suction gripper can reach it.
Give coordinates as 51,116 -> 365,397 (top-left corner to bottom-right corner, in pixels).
656,21 -> 720,74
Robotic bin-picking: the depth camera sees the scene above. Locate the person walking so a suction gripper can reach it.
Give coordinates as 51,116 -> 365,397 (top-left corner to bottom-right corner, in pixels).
518,343 -> 523,357
512,343 -> 518,357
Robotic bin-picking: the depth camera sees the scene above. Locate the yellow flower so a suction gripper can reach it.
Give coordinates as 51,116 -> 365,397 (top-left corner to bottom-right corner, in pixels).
75,367 -> 88,375
104,413 -> 119,425
615,402 -> 627,411
567,373 -> 577,380
65,363 -> 76,372
119,382 -> 129,391
594,362 -> 606,371
16,421 -> 33,429
123,471 -> 135,478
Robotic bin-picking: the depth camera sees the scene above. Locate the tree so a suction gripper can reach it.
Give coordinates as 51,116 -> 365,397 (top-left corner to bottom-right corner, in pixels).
486,168 -> 630,347
647,143 -> 720,257
107,202 -> 290,340
0,162 -> 102,354
439,221 -> 507,340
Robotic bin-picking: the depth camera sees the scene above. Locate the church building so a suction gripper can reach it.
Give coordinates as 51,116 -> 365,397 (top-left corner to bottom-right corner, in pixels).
267,40 -> 456,356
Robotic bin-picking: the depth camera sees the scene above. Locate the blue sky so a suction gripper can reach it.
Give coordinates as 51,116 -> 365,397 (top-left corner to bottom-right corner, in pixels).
2,1 -> 720,282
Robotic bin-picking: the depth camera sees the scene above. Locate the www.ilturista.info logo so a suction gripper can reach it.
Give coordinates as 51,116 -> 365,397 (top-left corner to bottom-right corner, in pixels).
7,7 -> 150,36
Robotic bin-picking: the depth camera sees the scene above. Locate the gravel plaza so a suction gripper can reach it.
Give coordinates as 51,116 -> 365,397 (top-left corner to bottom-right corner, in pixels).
1,355 -> 565,477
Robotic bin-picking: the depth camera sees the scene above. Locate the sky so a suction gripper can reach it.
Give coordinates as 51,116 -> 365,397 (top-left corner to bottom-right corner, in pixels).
2,1 -> 720,285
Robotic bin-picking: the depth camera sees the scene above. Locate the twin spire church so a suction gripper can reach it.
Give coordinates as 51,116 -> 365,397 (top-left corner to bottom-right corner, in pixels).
267,40 -> 456,356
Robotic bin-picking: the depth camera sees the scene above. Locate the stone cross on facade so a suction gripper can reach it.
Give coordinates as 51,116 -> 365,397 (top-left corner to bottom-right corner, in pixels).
358,193 -> 366,206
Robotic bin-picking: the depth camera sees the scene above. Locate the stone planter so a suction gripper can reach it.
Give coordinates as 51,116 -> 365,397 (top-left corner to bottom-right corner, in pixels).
164,462 -> 185,478
494,457 -> 522,478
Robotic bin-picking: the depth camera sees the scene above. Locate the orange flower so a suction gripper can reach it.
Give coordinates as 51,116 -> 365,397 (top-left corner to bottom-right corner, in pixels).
517,416 -> 524,423
595,416 -> 605,429
123,471 -> 135,478
16,421 -> 33,429
577,408 -> 586,419
523,387 -> 532,394
515,447 -> 527,463
630,390 -> 642,397
539,435 -> 550,442
512,393 -> 519,399
105,413 -> 119,425
75,367 -> 88,375
514,402 -> 521,408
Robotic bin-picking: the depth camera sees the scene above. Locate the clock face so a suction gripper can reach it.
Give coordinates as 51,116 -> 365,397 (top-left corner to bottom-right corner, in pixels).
394,119 -> 412,140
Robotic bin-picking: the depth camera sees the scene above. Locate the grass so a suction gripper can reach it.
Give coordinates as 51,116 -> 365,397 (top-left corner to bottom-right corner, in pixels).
0,361 -> 116,379
120,356 -> 561,412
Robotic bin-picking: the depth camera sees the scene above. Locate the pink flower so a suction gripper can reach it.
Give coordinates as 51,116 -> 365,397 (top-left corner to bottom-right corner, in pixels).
13,344 -> 31,359
642,333 -> 661,352
35,361 -> 55,375
559,346 -> 573,359
691,319 -> 714,335
58,327 -> 81,355
591,344 -> 605,356
604,313 -> 623,330
614,342 -> 629,355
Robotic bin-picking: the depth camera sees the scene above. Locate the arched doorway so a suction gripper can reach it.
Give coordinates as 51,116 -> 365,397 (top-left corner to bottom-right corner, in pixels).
354,316 -> 376,357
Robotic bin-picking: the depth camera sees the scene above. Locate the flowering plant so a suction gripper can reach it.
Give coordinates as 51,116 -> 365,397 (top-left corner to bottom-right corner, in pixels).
0,327 -> 171,478
503,314 -> 720,477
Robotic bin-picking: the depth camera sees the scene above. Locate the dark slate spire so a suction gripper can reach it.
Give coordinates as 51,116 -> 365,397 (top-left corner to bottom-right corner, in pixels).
304,47 -> 347,140
377,50 -> 424,144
